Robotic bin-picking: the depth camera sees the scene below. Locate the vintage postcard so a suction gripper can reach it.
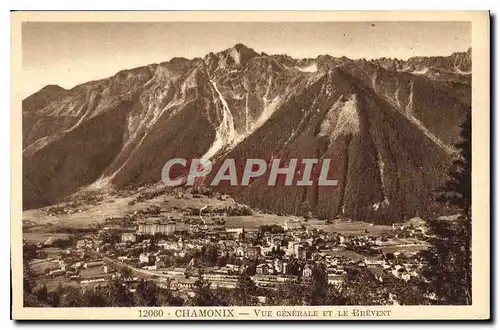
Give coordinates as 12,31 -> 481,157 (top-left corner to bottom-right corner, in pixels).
11,11 -> 490,320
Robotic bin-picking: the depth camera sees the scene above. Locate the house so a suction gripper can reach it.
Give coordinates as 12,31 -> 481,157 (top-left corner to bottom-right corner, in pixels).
226,226 -> 245,239
282,262 -> 291,275
139,253 -> 151,264
285,219 -> 301,231
368,266 -> 386,282
76,240 -> 86,249
80,278 -> 106,285
357,261 -> 367,268
49,269 -> 66,276
295,245 -> 308,259
392,223 -> 405,231
260,246 -> 274,255
58,261 -> 69,271
206,224 -> 225,233
189,224 -> 200,233
84,261 -> 104,268
246,246 -> 261,258
172,277 -> 197,291
216,247 -> 228,258
327,274 -> 347,286
391,265 -> 407,279
327,268 -> 346,276
401,273 -> 411,282
137,218 -> 176,235
273,259 -> 284,274
256,263 -> 270,275
155,255 -> 169,269
414,226 -> 428,235
236,246 -> 246,257
364,257 -> 384,266
121,232 -> 136,243
167,267 -> 187,276
224,264 -> 242,274
203,273 -> 239,284
302,264 -> 313,278
177,236 -> 185,250
276,274 -> 298,283
72,262 -> 83,269
251,275 -> 296,288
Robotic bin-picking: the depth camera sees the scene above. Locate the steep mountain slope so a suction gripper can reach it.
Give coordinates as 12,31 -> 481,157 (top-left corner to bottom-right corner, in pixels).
22,44 -> 471,223
210,67 -> 455,222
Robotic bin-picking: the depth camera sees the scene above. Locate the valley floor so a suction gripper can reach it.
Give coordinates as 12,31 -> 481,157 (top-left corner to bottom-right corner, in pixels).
22,187 -> 431,307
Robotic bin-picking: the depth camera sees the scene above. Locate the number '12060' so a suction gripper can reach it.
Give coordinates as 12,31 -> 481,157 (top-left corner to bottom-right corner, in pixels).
139,309 -> 164,318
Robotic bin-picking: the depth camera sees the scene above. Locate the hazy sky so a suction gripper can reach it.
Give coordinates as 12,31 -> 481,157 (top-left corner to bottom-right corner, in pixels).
22,21 -> 470,98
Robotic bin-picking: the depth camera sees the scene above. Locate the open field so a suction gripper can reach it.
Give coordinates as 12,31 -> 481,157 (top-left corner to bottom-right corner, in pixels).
29,259 -> 61,276
223,216 -> 393,236
23,233 -> 72,244
79,266 -> 109,279
327,249 -> 366,262
36,277 -> 81,292
306,219 -> 393,236
377,244 -> 430,255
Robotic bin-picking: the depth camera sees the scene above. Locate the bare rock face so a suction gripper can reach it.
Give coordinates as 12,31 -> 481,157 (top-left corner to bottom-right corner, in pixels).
22,44 -> 471,223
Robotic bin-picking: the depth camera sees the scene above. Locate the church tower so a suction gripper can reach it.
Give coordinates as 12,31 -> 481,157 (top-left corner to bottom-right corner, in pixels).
178,236 -> 185,250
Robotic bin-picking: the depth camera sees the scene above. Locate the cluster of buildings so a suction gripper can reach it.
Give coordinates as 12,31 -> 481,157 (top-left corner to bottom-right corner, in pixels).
391,217 -> 429,239
29,207 -> 429,301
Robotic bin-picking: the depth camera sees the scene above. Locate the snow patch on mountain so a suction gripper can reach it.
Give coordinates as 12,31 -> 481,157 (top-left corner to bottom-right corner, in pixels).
412,67 -> 429,75
247,76 -> 281,133
296,63 -> 318,73
201,80 -> 238,162
319,94 -> 360,142
454,67 -> 471,75
332,95 -> 360,140
252,96 -> 280,132
372,150 -> 390,211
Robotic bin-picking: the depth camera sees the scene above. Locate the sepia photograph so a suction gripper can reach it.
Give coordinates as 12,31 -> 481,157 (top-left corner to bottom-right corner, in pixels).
10,11 -> 490,320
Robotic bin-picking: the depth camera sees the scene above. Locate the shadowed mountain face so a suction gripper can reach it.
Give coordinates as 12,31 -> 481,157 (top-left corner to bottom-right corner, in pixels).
22,44 -> 471,222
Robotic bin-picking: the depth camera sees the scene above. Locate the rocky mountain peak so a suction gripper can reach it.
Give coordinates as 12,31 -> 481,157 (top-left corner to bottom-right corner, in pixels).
22,47 -> 471,223
202,43 -> 260,71
231,43 -> 254,52
223,43 -> 259,67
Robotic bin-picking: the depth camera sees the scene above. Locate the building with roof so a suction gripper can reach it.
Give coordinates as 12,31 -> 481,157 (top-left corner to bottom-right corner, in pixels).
285,219 -> 302,231
327,273 -> 347,286
121,232 -> 136,243
137,218 -> 176,235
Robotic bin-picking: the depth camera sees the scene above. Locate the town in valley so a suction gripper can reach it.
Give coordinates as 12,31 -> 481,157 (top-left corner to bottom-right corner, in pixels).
22,185 -> 443,307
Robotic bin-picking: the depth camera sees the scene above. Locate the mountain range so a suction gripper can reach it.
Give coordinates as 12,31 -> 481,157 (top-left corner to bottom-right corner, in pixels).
22,44 -> 471,223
